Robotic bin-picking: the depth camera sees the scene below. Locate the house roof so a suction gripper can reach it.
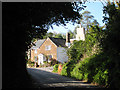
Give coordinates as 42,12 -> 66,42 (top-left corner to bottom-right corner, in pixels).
31,39 -> 45,49
49,37 -> 66,47
31,37 -> 67,50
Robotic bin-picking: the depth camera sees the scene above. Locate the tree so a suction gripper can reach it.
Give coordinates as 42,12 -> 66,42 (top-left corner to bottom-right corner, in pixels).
101,1 -> 120,88
43,32 -> 54,39
3,2 -> 83,88
78,10 -> 94,31
75,10 -> 99,34
54,33 -> 64,39
92,19 -> 99,26
43,32 -> 66,39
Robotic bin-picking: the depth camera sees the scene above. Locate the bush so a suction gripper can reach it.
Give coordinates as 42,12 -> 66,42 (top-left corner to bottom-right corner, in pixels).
93,69 -> 108,86
66,53 -> 110,87
61,60 -> 76,77
71,63 -> 83,80
53,64 -> 59,72
50,59 -> 59,66
83,53 -> 110,85
71,57 -> 90,81
27,60 -> 35,67
61,63 -> 68,76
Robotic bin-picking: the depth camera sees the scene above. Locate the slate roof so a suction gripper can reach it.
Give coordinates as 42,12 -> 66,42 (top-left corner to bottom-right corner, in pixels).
49,37 -> 66,47
31,37 -> 67,50
31,39 -> 45,49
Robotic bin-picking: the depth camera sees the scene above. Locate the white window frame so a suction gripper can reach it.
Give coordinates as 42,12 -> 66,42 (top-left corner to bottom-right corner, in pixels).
45,45 -> 51,50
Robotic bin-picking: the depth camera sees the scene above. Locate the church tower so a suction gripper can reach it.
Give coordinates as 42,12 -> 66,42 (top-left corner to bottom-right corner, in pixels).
76,24 -> 85,41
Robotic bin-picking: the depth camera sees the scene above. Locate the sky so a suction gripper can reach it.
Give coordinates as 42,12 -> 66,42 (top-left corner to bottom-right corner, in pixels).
48,1 -> 105,34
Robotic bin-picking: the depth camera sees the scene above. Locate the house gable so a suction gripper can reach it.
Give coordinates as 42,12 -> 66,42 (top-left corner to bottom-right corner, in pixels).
38,37 -> 58,60
47,37 -> 58,47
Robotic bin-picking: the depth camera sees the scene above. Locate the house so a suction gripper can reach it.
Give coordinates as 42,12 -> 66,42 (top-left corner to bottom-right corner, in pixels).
30,37 -> 69,65
29,24 -> 85,65
30,39 -> 46,62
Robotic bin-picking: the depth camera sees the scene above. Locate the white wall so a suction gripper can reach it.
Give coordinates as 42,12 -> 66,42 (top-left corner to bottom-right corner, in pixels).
57,47 -> 68,63
76,27 -> 85,41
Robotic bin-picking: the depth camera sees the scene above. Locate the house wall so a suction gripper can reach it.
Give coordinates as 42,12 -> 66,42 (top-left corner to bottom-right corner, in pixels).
31,49 -> 34,62
57,47 -> 68,63
37,38 -> 57,60
31,49 -> 38,62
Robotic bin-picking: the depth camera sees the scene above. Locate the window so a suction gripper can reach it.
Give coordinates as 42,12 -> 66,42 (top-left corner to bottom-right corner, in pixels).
45,45 -> 51,50
48,55 -> 52,62
34,56 -> 37,62
48,55 -> 52,59
35,49 -> 37,53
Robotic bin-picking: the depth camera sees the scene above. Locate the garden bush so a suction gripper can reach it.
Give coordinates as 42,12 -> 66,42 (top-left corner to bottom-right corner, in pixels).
27,59 -> 35,67
52,64 -> 59,72
61,60 -> 76,77
83,53 -> 110,85
70,56 -> 91,81
93,69 -> 109,86
71,62 -> 83,80
64,53 -> 110,87
50,59 -> 59,66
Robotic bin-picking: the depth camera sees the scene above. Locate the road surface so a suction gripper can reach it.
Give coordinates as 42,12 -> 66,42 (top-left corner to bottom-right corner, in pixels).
27,67 -> 99,88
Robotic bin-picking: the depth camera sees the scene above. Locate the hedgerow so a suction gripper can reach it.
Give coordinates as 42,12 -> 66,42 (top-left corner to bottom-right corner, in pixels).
61,24 -> 110,87
61,2 -> 120,88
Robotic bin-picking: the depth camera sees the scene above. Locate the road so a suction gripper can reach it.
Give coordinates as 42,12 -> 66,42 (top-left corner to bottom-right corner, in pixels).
27,67 -> 99,88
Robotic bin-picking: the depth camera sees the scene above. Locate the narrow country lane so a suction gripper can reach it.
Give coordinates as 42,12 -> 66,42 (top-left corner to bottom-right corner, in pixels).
27,67 -> 99,88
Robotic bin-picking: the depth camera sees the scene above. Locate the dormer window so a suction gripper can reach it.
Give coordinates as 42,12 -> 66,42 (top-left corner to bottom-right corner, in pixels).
45,45 -> 51,50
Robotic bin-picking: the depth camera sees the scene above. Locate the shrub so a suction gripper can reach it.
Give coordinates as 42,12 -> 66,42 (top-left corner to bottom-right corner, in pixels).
69,53 -> 110,87
61,60 -> 76,77
71,63 -> 83,80
53,64 -> 59,72
71,57 -> 90,81
27,60 -> 35,67
61,63 -> 68,76
83,72 -> 89,81
93,69 -> 108,86
50,59 -> 59,66
83,53 -> 109,85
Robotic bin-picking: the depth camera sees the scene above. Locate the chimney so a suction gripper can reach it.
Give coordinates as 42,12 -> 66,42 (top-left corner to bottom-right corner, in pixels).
66,32 -> 70,47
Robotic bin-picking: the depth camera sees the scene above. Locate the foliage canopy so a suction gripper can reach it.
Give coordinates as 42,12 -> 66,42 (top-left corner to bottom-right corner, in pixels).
3,2 -> 84,88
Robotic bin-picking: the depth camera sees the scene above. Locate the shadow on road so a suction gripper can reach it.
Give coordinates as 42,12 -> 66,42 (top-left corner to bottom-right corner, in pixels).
27,68 -> 102,89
